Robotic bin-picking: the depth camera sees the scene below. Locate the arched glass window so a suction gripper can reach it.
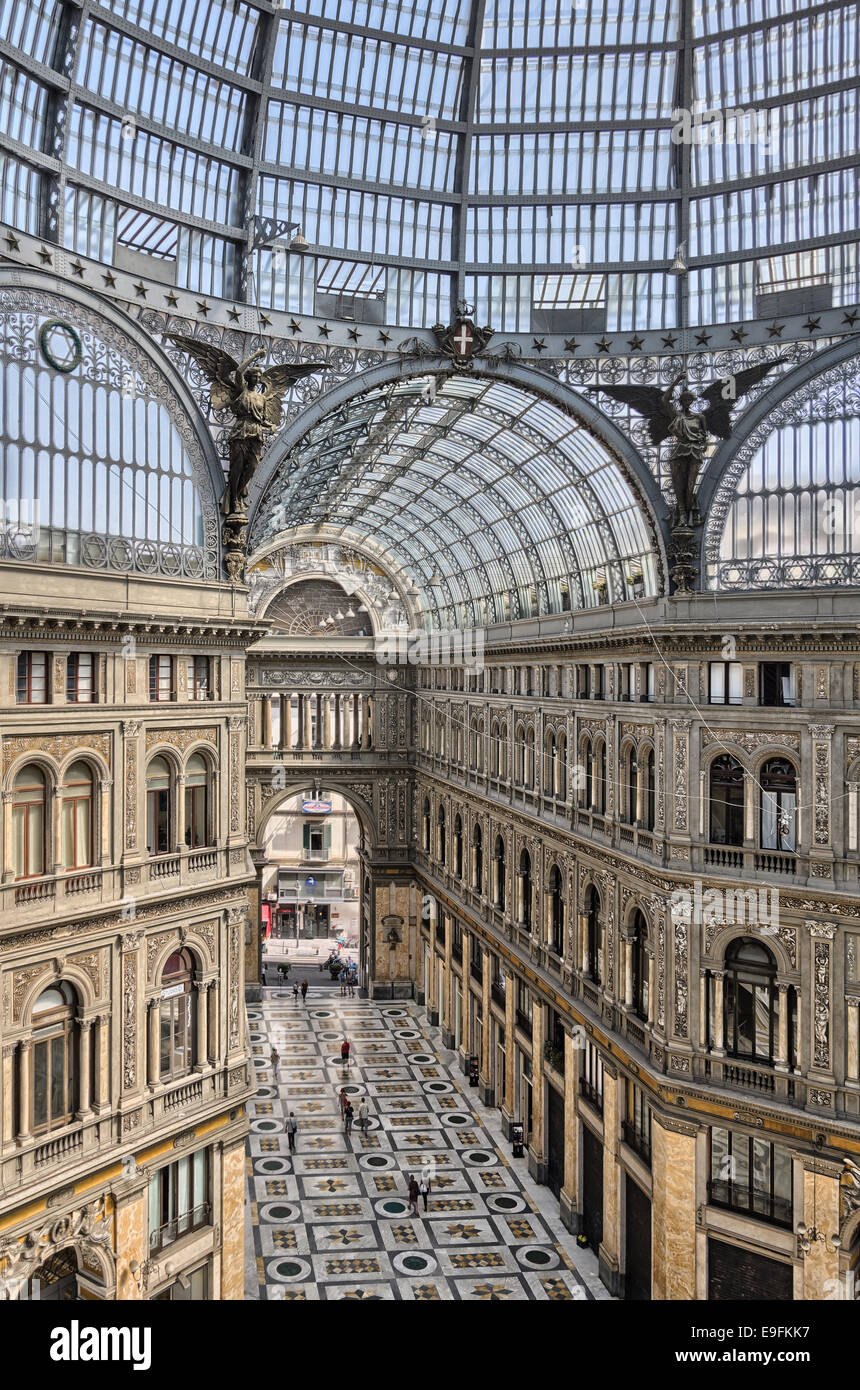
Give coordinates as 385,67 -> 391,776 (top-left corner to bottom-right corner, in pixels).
518,848 -> 532,928
594,739 -> 606,815
422,797 -> 431,853
472,823 -> 483,891
709,755 -> 744,846
31,983 -> 77,1135
498,723 -> 508,780
437,803 -> 446,865
548,865 -> 564,955
160,950 -> 196,1080
546,732 -> 557,795
631,911 -> 649,1020
625,748 -> 638,823
453,814 -> 463,878
61,761 -> 94,870
585,885 -> 602,985
583,737 -> 593,808
557,733 -> 567,799
515,726 -> 526,784
760,758 -> 796,851
643,749 -> 655,831
184,753 -> 210,848
12,763 -> 46,879
493,834 -> 506,910
525,727 -> 535,787
724,938 -> 778,1064
146,757 -> 172,855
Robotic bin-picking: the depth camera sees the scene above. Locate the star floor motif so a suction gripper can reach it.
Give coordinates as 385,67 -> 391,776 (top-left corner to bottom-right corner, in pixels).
245,992 -> 610,1302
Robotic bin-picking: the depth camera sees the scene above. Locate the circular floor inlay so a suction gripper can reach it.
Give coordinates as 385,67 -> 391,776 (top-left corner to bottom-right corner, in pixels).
441,1113 -> 472,1127
393,1251 -> 437,1277
249,1032 -> 265,1042
254,1156 -> 292,1175
422,1080 -> 454,1094
408,1054 -> 435,1064
381,1008 -> 407,1017
392,1028 -> 421,1040
267,1256 -> 311,1283
255,1087 -> 276,1099
359,1153 -> 396,1170
313,1011 -> 332,1018
486,1194 -> 526,1214
463,1149 -> 496,1166
259,1202 -> 300,1225
375,1198 -> 410,1218
517,1246 -> 559,1270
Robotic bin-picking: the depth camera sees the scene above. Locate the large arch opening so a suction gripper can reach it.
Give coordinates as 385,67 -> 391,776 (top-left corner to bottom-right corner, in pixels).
248,363 -> 666,626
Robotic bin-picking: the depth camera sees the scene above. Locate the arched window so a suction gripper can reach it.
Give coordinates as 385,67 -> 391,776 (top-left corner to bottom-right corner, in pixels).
31,983 -> 77,1135
470,718 -> 479,769
422,798 -> 431,853
643,748 -> 655,831
556,732 -> 567,800
548,865 -> 564,955
594,739 -> 606,815
724,938 -> 778,1063
437,803 -> 446,865
515,725 -> 526,784
472,823 -> 483,891
709,755 -> 744,846
61,761 -> 94,870
146,757 -> 172,855
631,911 -> 649,1020
546,732 -> 557,796
625,747 -> 639,823
453,814 -> 463,878
525,727 -> 535,787
160,950 -> 196,1080
760,758 -> 796,851
490,723 -> 500,778
518,848 -> 532,928
493,834 -> 506,910
12,763 -> 47,879
585,885 -> 602,984
184,753 -> 210,848
581,737 -> 593,808
498,723 -> 508,780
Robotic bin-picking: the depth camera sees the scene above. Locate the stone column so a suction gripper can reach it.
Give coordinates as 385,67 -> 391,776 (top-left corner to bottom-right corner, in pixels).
361,698 -> 372,749
460,928 -> 471,1068
528,1002 -> 546,1184
261,696 -> 273,749
99,778 -> 112,865
2,791 -> 13,882
219,1137 -> 247,1300
324,694 -> 333,749
623,933 -> 634,1008
195,982 -> 209,1068
113,1174 -> 148,1301
17,1040 -> 32,1143
147,998 -> 160,1089
51,785 -> 62,873
712,971 -> 725,1054
352,693 -> 361,748
278,695 -> 289,751
698,969 -> 708,1048
503,978 -> 515,1132
480,949 -> 492,1106
77,1019 -> 93,1117
426,899 -> 439,1026
599,1064 -> 622,1296
560,1025 -> 579,1233
651,1114 -> 698,1300
846,995 -> 860,1084
96,1013 -> 110,1109
647,950 -> 655,1026
800,1159 -> 842,1299
775,981 -> 789,1070
293,693 -> 305,750
332,694 -> 342,750
312,693 -> 322,749
441,913 -> 454,1049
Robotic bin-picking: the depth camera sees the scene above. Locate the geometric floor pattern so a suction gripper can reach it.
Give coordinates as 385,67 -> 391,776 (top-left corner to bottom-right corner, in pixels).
244,987 -> 612,1301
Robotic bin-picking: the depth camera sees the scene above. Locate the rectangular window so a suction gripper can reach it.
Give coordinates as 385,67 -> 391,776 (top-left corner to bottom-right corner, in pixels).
515,977 -> 531,1034
709,661 -> 743,704
578,664 -> 590,698
149,654 -> 173,701
593,666 -> 604,699
645,664 -> 656,702
148,1150 -> 210,1253
708,1128 -> 792,1228
186,656 -> 211,700
16,652 -> 48,703
760,662 -> 795,707
582,1039 -> 603,1109
624,1081 -> 652,1165
66,652 -> 96,703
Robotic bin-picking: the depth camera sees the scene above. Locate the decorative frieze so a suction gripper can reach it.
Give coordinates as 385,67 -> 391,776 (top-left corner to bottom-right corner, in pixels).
701,729 -> 799,754
2,732 -> 112,772
809,725 -> 834,848
145,727 -> 217,752
807,920 -> 836,1072
670,719 -> 690,831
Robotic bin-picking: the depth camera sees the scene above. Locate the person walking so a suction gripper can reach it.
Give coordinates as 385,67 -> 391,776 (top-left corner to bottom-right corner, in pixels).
285,1111 -> 298,1153
300,978 -> 308,1003
338,1087 -> 348,1121
269,1046 -> 280,1082
344,1100 -> 354,1135
357,1099 -> 369,1135
418,1169 -> 431,1212
341,1037 -> 351,1072
407,1173 -> 420,1218
293,981 -> 299,1004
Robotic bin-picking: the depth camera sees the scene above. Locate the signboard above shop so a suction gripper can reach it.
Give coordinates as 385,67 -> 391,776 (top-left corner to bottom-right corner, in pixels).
302,799 -> 332,813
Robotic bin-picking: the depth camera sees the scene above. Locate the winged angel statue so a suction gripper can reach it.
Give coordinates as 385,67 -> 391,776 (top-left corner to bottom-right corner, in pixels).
168,336 -> 329,515
589,359 -> 785,527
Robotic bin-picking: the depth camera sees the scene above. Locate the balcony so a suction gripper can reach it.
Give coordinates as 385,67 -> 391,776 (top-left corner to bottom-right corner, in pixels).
621,1120 -> 651,1167
149,1202 -> 212,1255
14,878 -> 54,906
723,1061 -> 776,1095
63,868 -> 103,897
707,1180 -> 792,1230
150,854 -> 181,881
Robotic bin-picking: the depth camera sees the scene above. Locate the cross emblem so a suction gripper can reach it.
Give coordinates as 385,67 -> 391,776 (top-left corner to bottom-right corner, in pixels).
453,321 -> 473,357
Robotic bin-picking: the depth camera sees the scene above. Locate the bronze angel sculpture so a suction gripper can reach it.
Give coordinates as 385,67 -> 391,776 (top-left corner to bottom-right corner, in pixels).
589,359 -> 785,527
168,336 -> 329,515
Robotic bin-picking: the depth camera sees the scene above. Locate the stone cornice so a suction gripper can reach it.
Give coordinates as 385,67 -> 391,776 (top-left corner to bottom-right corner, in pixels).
0,607 -> 267,647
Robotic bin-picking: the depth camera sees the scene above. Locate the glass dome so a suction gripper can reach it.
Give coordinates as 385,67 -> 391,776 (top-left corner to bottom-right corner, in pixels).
1,0 -> 855,334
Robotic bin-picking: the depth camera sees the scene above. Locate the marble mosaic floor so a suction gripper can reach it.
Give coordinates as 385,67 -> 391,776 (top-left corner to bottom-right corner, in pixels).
244,987 -> 611,1302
